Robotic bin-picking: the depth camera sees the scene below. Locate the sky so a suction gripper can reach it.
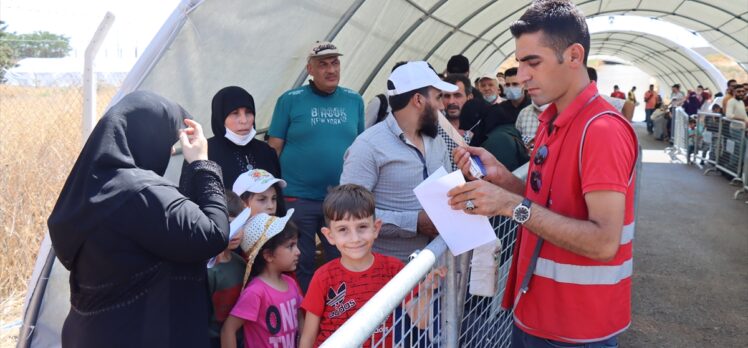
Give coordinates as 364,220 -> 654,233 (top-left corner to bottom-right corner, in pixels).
1,0 -> 180,60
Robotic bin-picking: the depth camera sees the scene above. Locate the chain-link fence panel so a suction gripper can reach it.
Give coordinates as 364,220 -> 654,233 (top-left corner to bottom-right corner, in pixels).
0,74 -> 122,319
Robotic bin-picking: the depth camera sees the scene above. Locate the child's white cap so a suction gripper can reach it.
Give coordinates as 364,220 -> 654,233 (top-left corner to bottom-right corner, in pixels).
232,169 -> 287,196
240,209 -> 295,284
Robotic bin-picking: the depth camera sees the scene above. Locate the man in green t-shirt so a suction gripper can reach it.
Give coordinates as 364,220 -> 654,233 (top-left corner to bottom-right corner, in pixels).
267,41 -> 364,292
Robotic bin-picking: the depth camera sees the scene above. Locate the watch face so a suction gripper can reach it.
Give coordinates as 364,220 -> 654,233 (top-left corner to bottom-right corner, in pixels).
514,206 -> 530,223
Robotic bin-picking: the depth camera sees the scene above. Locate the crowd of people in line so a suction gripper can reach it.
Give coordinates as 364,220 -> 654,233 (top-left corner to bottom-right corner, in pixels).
49,1 -> 655,347
618,79 -> 748,163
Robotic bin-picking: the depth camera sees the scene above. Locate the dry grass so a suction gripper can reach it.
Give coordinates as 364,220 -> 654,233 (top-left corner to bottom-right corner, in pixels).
0,85 -> 117,347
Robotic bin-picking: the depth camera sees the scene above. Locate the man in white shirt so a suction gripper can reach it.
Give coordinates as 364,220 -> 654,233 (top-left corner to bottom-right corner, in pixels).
670,84 -> 686,107
725,83 -> 748,125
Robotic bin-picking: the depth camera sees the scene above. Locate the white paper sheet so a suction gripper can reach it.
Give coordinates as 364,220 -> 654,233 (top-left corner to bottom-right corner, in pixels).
207,207 -> 251,268
413,168 -> 497,256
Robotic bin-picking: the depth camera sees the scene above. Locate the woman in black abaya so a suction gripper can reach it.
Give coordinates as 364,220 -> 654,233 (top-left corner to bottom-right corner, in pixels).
48,91 -> 229,347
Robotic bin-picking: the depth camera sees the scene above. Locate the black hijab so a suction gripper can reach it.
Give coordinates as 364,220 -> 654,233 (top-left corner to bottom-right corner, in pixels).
210,86 -> 256,137
48,91 -> 191,269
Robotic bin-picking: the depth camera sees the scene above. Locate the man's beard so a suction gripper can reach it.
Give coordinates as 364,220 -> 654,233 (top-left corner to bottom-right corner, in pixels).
419,102 -> 439,138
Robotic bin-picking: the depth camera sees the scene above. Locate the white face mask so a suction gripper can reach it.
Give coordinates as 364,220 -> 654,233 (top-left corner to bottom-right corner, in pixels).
505,86 -> 523,101
224,127 -> 256,146
484,94 -> 498,104
533,102 -> 549,112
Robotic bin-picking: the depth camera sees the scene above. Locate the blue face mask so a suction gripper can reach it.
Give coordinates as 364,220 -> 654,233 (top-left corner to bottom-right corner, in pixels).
505,86 -> 523,101
484,94 -> 498,104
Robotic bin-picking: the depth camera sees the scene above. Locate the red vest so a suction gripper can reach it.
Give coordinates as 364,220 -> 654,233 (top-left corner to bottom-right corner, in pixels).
502,83 -> 638,343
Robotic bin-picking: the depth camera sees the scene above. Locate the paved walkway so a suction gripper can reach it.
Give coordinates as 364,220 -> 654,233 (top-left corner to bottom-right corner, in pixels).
620,123 -> 748,347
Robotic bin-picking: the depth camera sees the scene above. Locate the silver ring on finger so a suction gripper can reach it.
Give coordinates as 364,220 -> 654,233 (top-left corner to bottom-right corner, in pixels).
465,199 -> 476,211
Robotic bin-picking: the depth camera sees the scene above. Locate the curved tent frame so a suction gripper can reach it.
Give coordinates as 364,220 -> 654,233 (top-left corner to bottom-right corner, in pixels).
19,1 -> 746,346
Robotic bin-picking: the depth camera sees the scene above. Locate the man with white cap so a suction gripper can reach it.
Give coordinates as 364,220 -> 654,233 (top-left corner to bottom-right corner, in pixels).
477,73 -> 504,106
268,41 -> 364,292
466,73 -> 514,146
340,61 -> 455,262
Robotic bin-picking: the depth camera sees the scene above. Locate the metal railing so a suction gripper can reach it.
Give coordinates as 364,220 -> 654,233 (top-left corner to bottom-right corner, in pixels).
735,142 -> 748,203
716,118 -> 746,184
693,111 -> 747,199
321,164 -> 529,348
694,112 -> 722,171
666,107 -> 690,159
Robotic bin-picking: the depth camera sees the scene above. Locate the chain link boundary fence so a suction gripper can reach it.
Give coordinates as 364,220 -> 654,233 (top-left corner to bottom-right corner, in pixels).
320,167 -> 528,348
0,76 -> 123,346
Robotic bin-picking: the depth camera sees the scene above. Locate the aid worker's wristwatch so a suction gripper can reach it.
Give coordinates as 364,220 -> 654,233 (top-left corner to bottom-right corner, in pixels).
512,198 -> 532,224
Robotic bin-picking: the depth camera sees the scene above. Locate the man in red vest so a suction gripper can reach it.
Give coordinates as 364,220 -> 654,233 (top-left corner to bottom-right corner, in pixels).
448,1 -> 637,347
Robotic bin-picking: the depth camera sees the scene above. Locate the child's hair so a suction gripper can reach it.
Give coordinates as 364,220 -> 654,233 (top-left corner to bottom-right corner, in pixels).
225,190 -> 245,218
248,221 -> 299,280
688,118 -> 697,125
323,184 -> 376,224
239,183 -> 280,203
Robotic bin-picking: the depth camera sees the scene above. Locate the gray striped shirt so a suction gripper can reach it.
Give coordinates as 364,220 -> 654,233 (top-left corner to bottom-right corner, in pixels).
340,114 -> 451,262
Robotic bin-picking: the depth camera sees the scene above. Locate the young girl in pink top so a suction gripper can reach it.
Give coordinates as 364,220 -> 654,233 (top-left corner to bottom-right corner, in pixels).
221,210 -> 303,348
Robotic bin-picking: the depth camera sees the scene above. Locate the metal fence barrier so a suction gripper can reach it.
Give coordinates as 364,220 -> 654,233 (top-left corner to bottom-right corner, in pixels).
321,165 -> 527,348
694,112 -> 722,171
735,142 -> 748,203
666,107 -> 690,160
716,118 -> 746,184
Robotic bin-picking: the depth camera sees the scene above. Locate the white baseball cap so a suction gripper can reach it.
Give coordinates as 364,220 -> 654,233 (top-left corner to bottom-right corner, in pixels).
308,41 -> 343,59
387,61 -> 458,96
478,73 -> 497,82
232,169 -> 287,196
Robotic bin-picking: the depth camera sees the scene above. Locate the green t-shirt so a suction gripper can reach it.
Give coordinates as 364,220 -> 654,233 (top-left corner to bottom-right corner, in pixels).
268,85 -> 364,200
207,252 -> 247,339
481,124 -> 529,172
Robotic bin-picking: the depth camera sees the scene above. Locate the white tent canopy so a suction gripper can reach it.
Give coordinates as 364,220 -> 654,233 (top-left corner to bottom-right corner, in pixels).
588,31 -> 723,92
19,1 -> 747,346
113,0 -> 747,136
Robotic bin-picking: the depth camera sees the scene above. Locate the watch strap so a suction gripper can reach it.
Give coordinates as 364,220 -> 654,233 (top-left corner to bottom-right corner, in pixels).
521,198 -> 532,209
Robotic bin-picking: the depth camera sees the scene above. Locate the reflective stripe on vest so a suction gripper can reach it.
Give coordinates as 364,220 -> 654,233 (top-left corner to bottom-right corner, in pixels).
531,222 -> 634,285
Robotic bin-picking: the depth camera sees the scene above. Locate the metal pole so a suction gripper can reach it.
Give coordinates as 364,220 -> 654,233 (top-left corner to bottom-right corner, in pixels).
443,251 -> 459,347
83,12 -> 115,143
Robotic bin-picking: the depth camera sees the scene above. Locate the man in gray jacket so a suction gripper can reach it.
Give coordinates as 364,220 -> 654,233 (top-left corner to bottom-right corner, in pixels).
340,61 -> 456,262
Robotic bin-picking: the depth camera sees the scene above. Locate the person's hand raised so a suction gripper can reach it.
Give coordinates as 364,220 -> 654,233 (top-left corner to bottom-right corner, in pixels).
179,119 -> 209,163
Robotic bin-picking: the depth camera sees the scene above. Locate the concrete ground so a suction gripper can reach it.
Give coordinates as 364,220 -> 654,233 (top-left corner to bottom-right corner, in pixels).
619,123 -> 748,347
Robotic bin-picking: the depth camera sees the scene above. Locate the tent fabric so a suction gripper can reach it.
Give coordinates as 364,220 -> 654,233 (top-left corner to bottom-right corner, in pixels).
114,0 -> 746,142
